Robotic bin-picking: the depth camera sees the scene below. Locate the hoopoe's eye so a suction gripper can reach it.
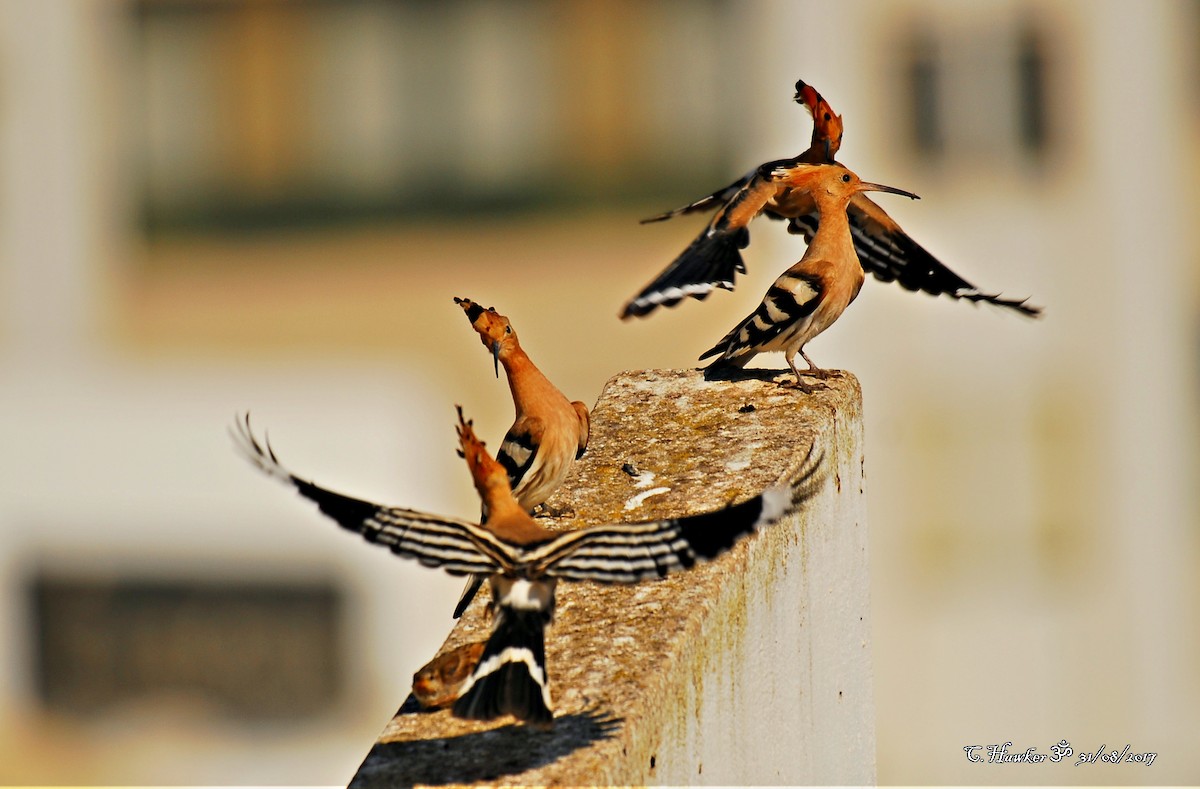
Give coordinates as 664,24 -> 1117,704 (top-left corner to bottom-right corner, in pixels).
842,173 -> 851,183
505,325 -> 512,334
823,112 -> 831,121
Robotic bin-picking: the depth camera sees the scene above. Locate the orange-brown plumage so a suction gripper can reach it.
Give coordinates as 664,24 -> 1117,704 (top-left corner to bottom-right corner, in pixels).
454,297 -> 590,514
454,405 -> 554,546
625,78 -> 1039,319
452,298 -> 589,617
411,640 -> 487,709
795,79 -> 844,161
701,164 -> 917,389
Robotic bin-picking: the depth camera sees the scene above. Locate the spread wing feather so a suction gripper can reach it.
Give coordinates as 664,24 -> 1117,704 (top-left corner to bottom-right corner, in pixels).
232,414 -> 510,575
638,170 -> 755,224
234,418 -> 825,588
622,160 -> 799,319
531,444 -> 825,583
789,198 -> 1041,317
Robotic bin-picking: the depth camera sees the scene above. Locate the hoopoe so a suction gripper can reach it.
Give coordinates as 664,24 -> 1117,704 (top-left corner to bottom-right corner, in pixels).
452,297 -> 590,618
700,163 -> 917,390
624,79 -> 1039,319
411,640 -> 487,709
232,410 -> 824,725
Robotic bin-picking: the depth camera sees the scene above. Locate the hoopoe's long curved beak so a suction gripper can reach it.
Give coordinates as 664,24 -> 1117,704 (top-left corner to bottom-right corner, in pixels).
860,182 -> 920,200
491,341 -> 501,378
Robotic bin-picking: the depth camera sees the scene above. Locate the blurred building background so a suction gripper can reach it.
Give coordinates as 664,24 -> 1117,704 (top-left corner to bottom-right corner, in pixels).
0,0 -> 1196,784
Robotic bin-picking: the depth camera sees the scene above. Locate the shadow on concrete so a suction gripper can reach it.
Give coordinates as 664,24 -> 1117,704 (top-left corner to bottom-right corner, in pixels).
349,706 -> 622,787
699,365 -> 849,385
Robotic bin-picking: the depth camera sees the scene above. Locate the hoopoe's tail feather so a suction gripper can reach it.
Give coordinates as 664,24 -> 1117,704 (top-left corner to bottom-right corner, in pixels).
453,604 -> 553,725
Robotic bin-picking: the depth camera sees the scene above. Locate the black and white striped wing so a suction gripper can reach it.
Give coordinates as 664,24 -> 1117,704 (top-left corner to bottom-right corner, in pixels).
622,160 -> 801,319
789,201 -> 1041,317
232,415 -> 511,576
497,417 -> 541,497
698,270 -> 823,361
638,169 -> 755,224
529,447 -> 825,584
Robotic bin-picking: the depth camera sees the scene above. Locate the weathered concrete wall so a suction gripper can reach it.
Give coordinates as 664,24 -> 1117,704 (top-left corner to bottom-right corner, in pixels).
350,369 -> 872,786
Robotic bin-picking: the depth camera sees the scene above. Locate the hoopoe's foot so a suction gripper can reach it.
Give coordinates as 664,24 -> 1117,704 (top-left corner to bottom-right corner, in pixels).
805,368 -> 839,380
779,376 -> 828,394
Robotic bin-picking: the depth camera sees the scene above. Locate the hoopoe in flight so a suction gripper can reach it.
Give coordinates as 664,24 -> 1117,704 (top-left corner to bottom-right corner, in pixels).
623,79 -> 1039,319
452,297 -> 590,618
700,163 -> 918,390
232,409 -> 824,725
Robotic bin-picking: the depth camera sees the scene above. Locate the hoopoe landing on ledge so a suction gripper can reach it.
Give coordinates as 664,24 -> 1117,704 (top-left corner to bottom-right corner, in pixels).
232,410 -> 824,726
453,297 -> 590,618
701,163 -> 918,391
624,79 -> 1040,319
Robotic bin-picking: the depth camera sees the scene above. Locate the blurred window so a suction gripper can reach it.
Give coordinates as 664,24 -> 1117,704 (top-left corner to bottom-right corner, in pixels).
901,15 -> 1051,165
131,0 -> 734,236
32,573 -> 343,719
905,29 -> 943,158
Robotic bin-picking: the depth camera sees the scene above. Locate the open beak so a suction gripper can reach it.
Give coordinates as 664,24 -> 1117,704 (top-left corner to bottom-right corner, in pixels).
859,181 -> 920,200
491,341 -> 501,378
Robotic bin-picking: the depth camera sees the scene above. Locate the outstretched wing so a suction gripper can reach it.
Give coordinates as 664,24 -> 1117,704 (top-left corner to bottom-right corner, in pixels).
622,159 -> 800,319
789,196 -> 1041,317
638,170 -> 755,224
232,414 -> 512,575
529,444 -> 825,583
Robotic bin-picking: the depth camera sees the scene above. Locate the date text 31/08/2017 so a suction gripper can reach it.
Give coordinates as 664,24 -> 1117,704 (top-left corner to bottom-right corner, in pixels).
964,741 -> 1156,767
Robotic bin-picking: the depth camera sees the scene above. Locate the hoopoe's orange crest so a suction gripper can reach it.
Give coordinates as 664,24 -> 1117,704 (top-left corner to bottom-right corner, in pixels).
795,79 -> 844,161
454,405 -> 511,494
454,297 -> 515,345
454,296 -> 518,377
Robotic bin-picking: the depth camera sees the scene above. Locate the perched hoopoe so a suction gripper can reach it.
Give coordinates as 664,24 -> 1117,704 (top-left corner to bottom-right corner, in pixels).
624,79 -> 1039,319
232,410 -> 823,725
411,640 -> 487,709
452,297 -> 591,618
700,163 -> 918,390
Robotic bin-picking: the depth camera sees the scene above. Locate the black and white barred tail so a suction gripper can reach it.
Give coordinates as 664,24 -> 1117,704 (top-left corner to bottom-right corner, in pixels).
453,578 -> 555,725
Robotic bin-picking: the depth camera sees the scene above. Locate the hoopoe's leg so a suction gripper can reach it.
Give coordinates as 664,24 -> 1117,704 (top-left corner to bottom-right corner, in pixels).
780,351 -> 827,392
800,348 -> 836,380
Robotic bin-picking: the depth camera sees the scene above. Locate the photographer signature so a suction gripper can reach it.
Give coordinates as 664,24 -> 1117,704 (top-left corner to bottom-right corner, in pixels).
963,740 -> 1156,767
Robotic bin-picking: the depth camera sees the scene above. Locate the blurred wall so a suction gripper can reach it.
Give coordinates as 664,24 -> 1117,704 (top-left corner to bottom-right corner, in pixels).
0,0 -> 1196,784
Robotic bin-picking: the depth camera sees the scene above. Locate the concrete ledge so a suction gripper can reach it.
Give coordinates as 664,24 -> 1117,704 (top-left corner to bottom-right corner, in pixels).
350,369 -> 873,786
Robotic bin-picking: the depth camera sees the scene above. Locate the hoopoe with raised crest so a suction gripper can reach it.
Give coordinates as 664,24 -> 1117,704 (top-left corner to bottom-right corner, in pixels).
452,297 -> 590,618
624,79 -> 1039,319
232,409 -> 824,725
700,163 -> 918,390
